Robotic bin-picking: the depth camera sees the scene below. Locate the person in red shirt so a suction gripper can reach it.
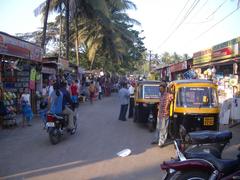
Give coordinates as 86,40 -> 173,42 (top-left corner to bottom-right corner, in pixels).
70,80 -> 79,104
152,84 -> 173,147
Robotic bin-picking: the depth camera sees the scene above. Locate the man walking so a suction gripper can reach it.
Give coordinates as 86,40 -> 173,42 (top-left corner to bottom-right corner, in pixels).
118,82 -> 130,121
152,84 -> 172,147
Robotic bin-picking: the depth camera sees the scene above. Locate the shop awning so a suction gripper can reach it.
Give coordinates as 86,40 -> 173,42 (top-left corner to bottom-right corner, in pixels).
193,57 -> 240,68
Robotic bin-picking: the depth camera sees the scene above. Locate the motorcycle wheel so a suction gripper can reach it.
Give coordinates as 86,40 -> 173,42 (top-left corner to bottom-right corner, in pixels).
49,129 -> 61,145
171,170 -> 210,180
70,116 -> 77,135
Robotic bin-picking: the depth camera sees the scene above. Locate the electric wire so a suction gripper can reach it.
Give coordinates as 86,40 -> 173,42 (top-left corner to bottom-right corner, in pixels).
187,0 -> 209,23
157,0 -> 201,49
205,0 -> 228,20
167,0 -> 191,31
196,6 -> 240,39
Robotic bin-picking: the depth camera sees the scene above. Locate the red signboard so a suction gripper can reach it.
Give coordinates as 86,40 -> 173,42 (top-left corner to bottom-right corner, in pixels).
212,47 -> 232,59
0,32 -> 42,62
170,61 -> 187,73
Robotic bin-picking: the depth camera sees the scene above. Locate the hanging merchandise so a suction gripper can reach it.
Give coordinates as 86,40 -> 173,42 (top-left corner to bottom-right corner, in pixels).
233,63 -> 238,74
183,69 -> 197,79
29,67 -> 36,90
36,71 -> 41,81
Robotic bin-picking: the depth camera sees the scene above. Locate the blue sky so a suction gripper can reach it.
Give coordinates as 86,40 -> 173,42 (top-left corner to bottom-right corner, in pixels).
0,0 -> 240,56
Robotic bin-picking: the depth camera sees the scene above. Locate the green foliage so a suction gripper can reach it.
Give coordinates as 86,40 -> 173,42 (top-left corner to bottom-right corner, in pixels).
32,0 -> 146,74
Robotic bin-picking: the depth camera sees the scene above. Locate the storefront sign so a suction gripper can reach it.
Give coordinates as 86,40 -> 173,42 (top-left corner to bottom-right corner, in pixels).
212,37 -> 239,61
193,49 -> 212,65
42,67 -> 56,74
58,57 -> 69,69
170,61 -> 187,72
0,32 -> 42,62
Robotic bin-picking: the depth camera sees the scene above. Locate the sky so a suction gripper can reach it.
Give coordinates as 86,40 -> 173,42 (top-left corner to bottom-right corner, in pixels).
0,0 -> 240,56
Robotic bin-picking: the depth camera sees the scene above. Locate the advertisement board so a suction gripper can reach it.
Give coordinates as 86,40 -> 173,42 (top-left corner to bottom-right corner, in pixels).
170,61 -> 187,72
193,48 -> 212,65
0,32 -> 42,62
212,37 -> 239,61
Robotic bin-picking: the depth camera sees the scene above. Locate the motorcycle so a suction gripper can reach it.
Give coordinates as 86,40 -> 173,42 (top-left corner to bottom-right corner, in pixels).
178,128 -> 232,158
161,139 -> 240,180
46,108 -> 77,145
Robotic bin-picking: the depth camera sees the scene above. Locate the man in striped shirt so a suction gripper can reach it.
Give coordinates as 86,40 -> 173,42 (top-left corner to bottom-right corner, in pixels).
152,84 -> 172,147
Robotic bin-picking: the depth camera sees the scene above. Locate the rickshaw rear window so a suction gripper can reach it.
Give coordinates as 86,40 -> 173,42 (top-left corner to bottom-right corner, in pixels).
176,87 -> 218,108
143,85 -> 160,99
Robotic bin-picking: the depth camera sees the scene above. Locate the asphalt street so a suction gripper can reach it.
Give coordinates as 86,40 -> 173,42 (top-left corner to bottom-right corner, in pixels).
0,93 -> 239,180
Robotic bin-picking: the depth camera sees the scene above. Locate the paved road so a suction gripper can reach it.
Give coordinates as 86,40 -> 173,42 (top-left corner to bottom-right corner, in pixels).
0,94 -> 174,180
0,94 -> 239,180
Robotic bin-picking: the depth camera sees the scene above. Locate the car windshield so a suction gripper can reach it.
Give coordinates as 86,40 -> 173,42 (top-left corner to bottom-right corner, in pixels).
176,87 -> 218,108
143,85 -> 160,99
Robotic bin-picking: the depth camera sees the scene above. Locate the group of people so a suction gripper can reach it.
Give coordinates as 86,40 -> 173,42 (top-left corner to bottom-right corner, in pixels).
118,81 -> 172,147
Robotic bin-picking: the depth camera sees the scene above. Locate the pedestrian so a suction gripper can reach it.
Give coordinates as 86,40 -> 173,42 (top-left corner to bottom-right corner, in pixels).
118,82 -> 130,121
98,84 -> 102,100
20,88 -> 33,126
88,81 -> 96,104
128,82 -> 135,118
151,84 -> 172,147
70,80 -> 79,104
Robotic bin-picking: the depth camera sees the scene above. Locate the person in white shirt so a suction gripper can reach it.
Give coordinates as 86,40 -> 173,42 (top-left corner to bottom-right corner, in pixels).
128,82 -> 135,118
20,88 -> 33,126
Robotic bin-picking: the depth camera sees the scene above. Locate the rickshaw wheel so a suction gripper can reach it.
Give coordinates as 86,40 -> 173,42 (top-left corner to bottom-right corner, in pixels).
148,121 -> 155,132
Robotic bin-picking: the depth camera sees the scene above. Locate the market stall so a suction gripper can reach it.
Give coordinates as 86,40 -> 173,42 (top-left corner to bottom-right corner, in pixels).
192,37 -> 240,103
0,31 -> 42,126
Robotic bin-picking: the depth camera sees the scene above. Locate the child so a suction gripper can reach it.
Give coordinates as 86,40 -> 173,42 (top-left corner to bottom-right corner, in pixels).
21,88 -> 33,126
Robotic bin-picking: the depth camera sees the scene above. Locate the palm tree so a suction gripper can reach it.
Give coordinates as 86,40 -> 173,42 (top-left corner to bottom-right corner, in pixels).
35,0 -> 144,71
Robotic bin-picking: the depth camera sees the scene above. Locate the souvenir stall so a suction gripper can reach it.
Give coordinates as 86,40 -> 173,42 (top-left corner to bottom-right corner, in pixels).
0,31 -> 42,127
193,37 -> 240,103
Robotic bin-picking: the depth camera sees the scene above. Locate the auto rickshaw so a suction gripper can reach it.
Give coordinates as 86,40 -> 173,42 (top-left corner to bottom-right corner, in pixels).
168,79 -> 220,138
134,80 -> 162,131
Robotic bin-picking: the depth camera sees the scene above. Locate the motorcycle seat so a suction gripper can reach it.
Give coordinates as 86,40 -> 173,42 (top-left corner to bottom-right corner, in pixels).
185,152 -> 240,175
188,130 -> 232,144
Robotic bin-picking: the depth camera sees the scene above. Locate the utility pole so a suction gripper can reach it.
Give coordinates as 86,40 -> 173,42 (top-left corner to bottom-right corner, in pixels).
149,50 -> 152,72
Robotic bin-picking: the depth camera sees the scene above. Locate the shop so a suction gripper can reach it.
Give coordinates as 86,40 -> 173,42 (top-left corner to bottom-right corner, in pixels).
0,32 -> 42,125
193,37 -> 240,103
42,57 -> 58,85
169,60 -> 188,80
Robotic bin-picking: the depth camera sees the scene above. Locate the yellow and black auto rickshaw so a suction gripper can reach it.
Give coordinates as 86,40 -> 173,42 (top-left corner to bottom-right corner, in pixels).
134,80 -> 162,131
168,79 -> 220,138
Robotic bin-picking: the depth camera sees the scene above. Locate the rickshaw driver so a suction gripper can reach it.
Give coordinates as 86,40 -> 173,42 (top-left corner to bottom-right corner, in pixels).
151,84 -> 173,147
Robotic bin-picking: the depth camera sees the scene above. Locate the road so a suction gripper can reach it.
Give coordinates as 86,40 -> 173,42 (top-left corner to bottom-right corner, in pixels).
0,94 -> 239,180
0,94 -> 174,180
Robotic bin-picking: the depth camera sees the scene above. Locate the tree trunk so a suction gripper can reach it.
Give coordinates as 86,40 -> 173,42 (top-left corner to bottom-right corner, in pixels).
41,0 -> 50,54
74,16 -> 79,66
65,0 -> 69,60
59,10 -> 63,57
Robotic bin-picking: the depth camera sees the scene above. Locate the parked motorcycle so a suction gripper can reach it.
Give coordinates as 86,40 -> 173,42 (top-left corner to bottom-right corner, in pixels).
46,110 -> 77,145
179,129 -> 232,158
161,140 -> 240,180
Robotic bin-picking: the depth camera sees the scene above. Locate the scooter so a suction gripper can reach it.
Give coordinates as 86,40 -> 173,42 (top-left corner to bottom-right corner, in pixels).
161,140 -> 240,180
46,109 -> 77,145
